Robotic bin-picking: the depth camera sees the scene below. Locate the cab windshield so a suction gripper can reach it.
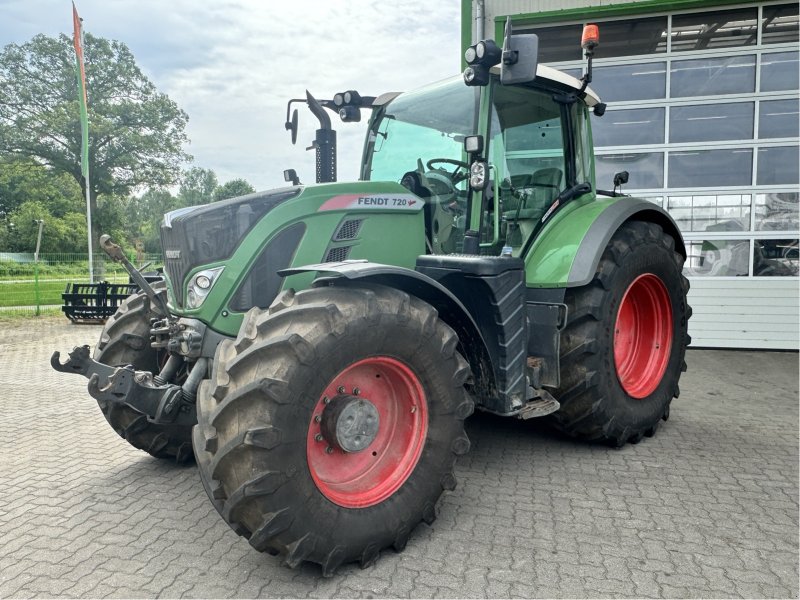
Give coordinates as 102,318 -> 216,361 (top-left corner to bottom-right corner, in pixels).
364,78 -> 475,183
363,78 -> 476,253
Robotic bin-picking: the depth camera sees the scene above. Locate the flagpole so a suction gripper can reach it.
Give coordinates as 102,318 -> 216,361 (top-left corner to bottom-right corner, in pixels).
85,170 -> 93,283
73,2 -> 93,282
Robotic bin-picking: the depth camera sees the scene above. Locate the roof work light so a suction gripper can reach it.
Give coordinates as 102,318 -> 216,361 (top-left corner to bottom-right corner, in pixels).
463,39 -> 501,87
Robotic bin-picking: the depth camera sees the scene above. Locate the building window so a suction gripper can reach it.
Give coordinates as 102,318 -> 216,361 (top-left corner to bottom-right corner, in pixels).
758,99 -> 800,138
593,17 -> 668,58
762,3 -> 800,44
669,149 -> 753,188
756,146 -> 799,185
593,107 -> 665,146
590,63 -> 666,102
753,238 -> 799,275
668,194 -> 752,232
755,192 -> 799,230
669,102 -> 754,143
596,152 -> 664,189
760,51 -> 800,91
671,8 -> 758,51
521,25 -> 583,63
685,239 -> 751,276
670,55 -> 756,97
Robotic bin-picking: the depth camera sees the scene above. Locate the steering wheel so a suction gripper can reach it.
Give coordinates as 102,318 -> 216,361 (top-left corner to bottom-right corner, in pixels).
426,158 -> 470,185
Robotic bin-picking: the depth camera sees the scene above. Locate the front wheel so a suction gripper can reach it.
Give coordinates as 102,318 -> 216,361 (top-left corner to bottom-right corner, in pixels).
552,221 -> 691,446
193,284 -> 474,574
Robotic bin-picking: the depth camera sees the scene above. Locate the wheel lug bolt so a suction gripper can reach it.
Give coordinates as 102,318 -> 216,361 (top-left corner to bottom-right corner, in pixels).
323,396 -> 330,404
314,415 -> 321,423
315,434 -> 324,442
326,446 -> 334,454
337,386 -> 345,394
353,387 -> 360,395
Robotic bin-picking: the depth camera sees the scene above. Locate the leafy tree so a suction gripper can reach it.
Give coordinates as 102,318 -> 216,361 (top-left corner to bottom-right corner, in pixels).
131,188 -> 184,252
213,178 -> 255,202
0,200 -> 87,253
179,167 -> 218,207
0,157 -> 83,218
0,33 -> 191,250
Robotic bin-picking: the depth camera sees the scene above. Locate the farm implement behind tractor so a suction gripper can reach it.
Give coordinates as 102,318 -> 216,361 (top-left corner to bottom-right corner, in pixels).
61,265 -> 163,323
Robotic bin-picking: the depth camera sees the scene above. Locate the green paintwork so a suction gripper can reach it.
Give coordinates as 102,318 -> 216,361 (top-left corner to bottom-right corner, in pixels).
461,0 -> 473,69
523,193 -> 617,287
168,181 -> 425,336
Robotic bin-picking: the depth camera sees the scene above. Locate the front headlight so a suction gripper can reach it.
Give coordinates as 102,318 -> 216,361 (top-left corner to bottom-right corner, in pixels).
470,161 -> 488,190
186,267 -> 224,309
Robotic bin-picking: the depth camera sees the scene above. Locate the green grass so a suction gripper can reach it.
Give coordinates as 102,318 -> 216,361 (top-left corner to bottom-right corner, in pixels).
0,276 -> 130,308
0,280 -> 66,307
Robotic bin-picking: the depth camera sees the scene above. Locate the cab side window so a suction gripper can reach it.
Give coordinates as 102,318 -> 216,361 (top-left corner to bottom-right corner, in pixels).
489,85 -> 568,249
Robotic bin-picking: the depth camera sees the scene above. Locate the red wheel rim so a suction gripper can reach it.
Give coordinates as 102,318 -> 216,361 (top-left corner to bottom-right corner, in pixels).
613,273 -> 673,399
307,356 -> 428,508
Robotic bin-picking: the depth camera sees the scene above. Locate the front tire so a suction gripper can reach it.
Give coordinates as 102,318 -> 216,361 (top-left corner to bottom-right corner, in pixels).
193,284 -> 474,574
94,284 -> 194,462
552,221 -> 691,446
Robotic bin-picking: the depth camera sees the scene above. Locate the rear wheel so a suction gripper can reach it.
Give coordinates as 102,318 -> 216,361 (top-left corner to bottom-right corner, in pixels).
552,221 -> 691,446
94,284 -> 194,462
193,284 -> 473,574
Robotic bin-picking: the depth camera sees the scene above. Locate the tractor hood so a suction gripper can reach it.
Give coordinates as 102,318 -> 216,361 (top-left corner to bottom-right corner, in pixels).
160,187 -> 301,306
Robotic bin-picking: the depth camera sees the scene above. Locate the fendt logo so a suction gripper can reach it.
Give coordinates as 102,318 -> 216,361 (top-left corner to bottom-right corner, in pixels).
165,250 -> 181,259
318,193 -> 424,212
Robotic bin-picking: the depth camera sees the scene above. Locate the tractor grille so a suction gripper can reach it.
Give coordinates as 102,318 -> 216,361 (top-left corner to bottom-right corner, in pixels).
324,246 -> 352,263
160,188 -> 299,307
333,219 -> 363,241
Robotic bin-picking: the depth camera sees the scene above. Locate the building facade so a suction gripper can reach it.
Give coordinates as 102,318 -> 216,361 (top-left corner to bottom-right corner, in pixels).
462,0 -> 799,349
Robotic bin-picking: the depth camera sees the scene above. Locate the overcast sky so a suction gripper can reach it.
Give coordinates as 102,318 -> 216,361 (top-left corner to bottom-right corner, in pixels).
1,0 -> 462,191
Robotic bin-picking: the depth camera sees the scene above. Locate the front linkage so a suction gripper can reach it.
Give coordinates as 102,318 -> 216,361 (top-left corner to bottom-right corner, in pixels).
51,235 -> 207,429
51,345 -> 202,427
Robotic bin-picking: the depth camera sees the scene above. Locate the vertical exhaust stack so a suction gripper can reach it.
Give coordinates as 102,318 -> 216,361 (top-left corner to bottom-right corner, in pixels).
305,90 -> 337,184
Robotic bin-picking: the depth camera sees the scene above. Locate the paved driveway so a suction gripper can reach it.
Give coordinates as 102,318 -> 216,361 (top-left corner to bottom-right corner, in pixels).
1,318 -> 797,598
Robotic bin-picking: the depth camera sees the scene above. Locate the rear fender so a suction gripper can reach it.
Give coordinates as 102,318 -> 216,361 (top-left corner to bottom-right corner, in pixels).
525,196 -> 685,288
568,199 -> 685,287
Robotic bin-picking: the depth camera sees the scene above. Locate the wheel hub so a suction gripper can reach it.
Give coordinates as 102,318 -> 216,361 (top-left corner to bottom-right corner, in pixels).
320,394 -> 380,453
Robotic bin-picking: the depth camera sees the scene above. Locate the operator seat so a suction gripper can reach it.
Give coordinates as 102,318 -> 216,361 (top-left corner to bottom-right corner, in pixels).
503,167 -> 563,221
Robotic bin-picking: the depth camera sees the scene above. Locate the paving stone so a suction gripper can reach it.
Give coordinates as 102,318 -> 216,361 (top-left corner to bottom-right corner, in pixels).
0,318 -> 797,598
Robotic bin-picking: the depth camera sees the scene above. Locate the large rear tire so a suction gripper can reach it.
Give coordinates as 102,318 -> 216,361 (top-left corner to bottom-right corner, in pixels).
93,284 -> 194,462
193,284 -> 473,574
552,221 -> 691,446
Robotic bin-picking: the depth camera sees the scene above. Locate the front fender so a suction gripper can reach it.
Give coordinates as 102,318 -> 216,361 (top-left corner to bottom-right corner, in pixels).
279,261 -> 499,408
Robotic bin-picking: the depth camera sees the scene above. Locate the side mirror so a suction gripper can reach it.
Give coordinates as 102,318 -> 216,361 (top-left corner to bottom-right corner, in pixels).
500,17 -> 539,85
285,109 -> 299,145
613,171 -> 629,187
284,169 -> 301,186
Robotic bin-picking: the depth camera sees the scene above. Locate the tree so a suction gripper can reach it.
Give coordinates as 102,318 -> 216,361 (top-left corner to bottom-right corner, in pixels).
0,200 -> 87,253
0,33 -> 191,251
0,157 -> 83,219
213,178 -> 255,202
179,167 -> 218,207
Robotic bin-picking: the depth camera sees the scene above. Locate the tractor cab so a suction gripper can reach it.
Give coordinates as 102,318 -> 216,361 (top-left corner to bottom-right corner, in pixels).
361,64 -> 602,257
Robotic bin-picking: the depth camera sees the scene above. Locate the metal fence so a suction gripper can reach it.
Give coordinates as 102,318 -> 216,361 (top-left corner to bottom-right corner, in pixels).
0,252 -> 162,317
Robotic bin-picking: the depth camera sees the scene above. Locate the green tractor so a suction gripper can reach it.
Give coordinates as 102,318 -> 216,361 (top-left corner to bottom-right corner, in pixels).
53,22 -> 690,574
